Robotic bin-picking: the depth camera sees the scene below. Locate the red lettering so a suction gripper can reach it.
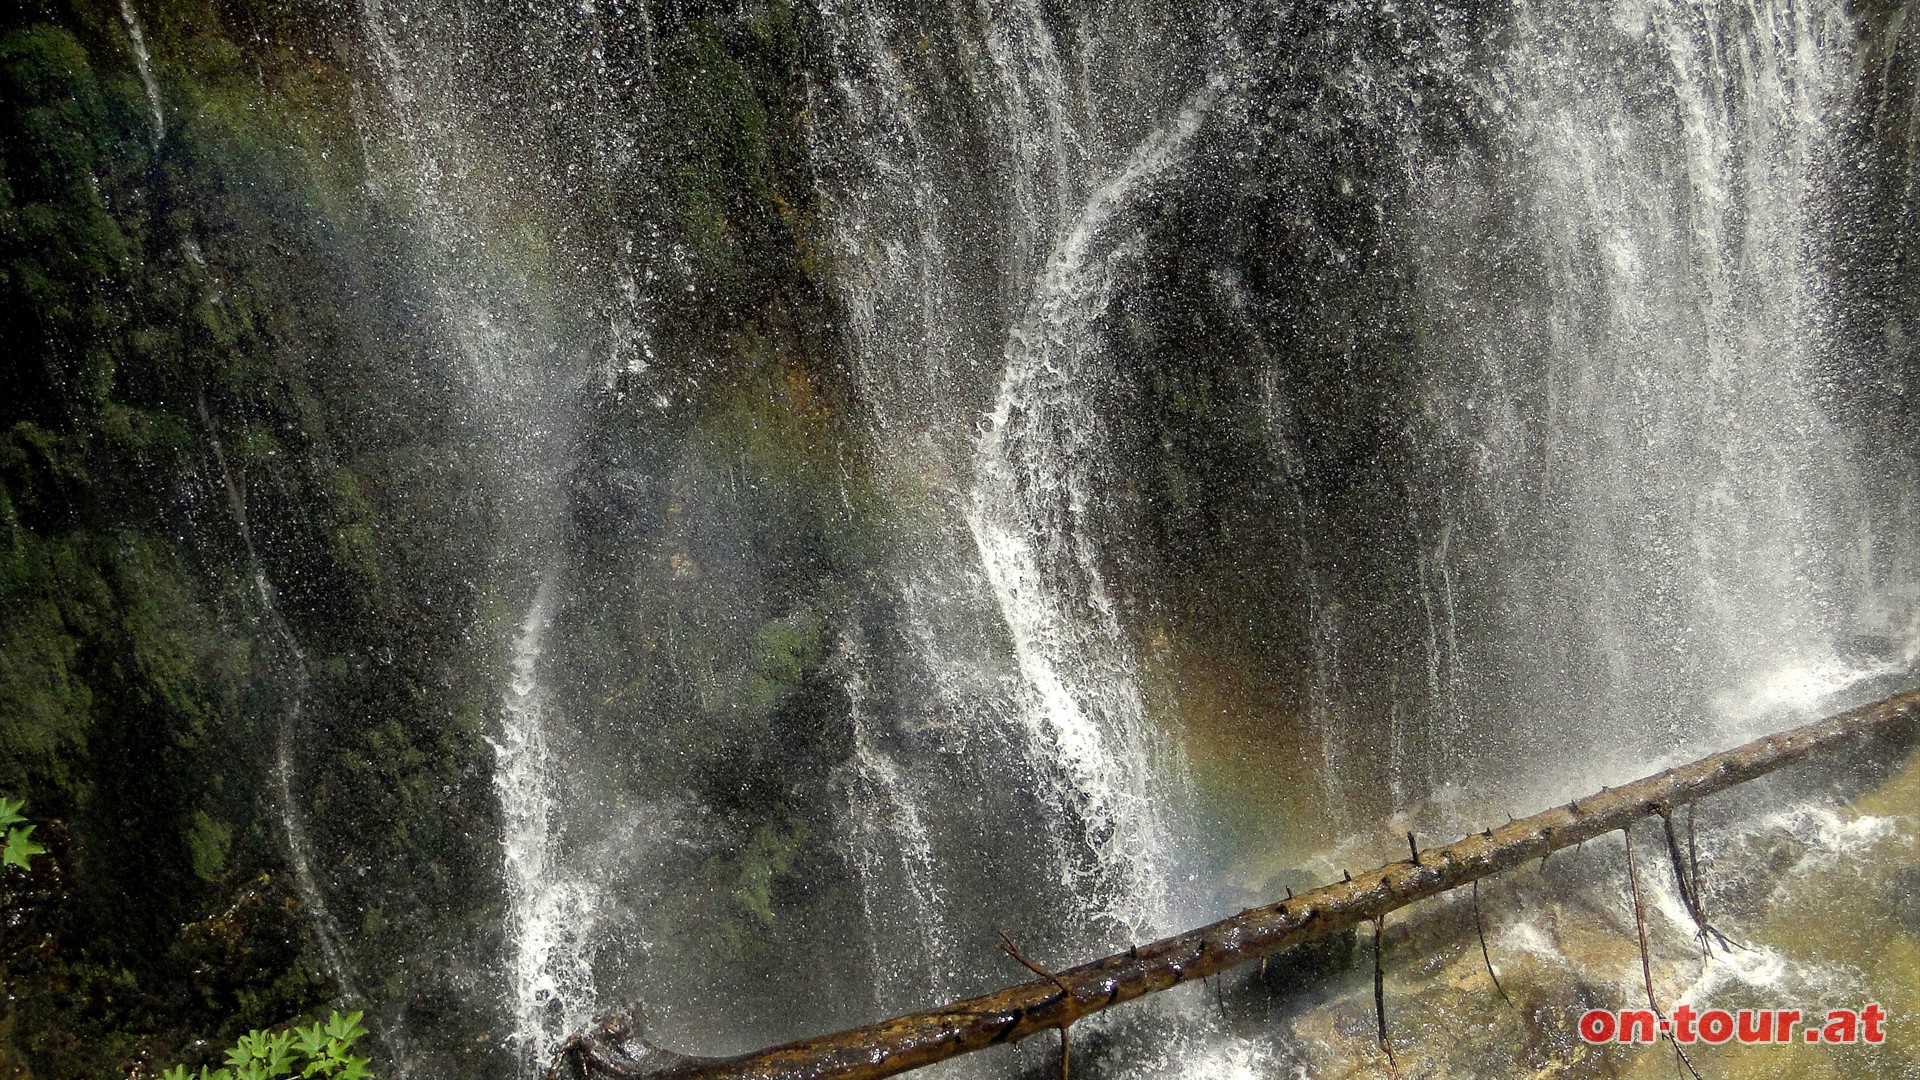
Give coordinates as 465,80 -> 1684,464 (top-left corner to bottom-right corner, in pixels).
1671,1003 -> 1698,1043
1620,1009 -> 1659,1044
1568,1003 -> 1880,1049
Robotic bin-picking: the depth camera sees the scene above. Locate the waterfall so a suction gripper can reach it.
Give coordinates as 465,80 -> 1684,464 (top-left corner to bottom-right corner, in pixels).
466,0 -> 1913,1069
348,2 -> 621,1063
804,0 -> 1215,988
194,0 -> 1920,1072
795,4 -> 1304,1071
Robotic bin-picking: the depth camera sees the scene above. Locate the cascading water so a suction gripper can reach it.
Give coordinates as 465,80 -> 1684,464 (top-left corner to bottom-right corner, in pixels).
345,3 -> 628,1064
967,84 -> 1220,943
1394,0 -> 1913,812
762,0 -> 1919,1074
806,1 -> 1917,1070
492,578 -> 605,1066
797,6 -> 1330,1072
82,0 -> 1919,1075
803,0 -> 1220,1007
115,0 -> 164,144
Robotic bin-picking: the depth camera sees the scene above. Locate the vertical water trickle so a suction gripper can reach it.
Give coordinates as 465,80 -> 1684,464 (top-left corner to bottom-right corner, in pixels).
194,393 -> 362,1009
1251,355 -> 1347,810
115,4 -> 371,1035
116,0 -> 164,144
832,652 -> 952,1012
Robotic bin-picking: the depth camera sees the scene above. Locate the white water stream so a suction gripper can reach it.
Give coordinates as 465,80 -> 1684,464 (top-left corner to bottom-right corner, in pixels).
1397,0 -> 1914,815
967,84 -> 1220,943
492,578 -> 605,1064
116,0 -> 165,144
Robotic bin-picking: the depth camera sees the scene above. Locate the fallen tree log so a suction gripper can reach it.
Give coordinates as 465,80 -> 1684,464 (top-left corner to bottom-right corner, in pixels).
553,684 -> 1920,1080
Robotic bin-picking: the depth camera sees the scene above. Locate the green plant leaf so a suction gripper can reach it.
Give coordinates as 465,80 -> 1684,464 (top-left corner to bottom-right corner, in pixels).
168,1016 -> 373,1080
3,825 -> 45,870
292,1026 -> 329,1060
233,1030 -> 276,1067
0,797 -> 24,831
323,1012 -> 367,1046
265,1030 -> 298,1076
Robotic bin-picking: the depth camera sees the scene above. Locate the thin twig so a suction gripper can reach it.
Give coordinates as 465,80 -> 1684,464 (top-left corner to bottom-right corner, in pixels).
998,932 -> 1072,996
1684,804 -> 1737,952
999,935 -> 1072,1079
1624,827 -> 1703,1080
1471,879 -> 1511,1005
1658,807 -> 1743,953
1373,917 -> 1398,1075
1655,808 -> 1708,956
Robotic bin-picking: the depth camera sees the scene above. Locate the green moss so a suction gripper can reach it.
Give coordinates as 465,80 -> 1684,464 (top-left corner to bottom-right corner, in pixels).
320,467 -> 384,593
0,589 -> 92,786
733,815 -> 809,927
738,608 -> 827,712
186,810 -> 232,882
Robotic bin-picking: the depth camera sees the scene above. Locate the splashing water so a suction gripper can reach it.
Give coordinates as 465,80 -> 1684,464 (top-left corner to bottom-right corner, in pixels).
492,578 -> 604,1067
969,85 -> 1220,944
224,0 -> 1920,1072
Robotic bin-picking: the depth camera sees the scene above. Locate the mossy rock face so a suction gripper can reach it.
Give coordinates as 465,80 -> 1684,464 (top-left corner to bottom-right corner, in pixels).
0,3 -> 502,1077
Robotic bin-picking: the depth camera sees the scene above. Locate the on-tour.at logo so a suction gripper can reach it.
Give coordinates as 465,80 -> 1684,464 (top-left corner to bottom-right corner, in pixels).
1579,1004 -> 1887,1045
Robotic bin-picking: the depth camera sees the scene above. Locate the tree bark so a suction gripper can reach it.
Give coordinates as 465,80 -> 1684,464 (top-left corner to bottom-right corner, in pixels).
554,684 -> 1920,1080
